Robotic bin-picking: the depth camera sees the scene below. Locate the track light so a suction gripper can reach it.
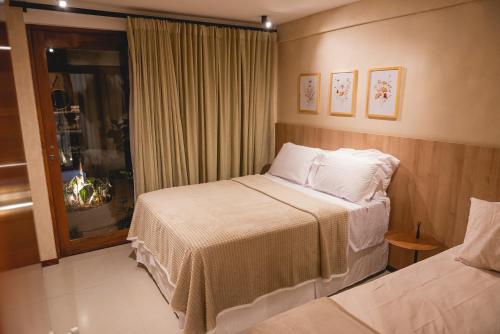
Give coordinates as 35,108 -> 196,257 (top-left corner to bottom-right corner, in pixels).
261,16 -> 272,29
58,0 -> 68,8
48,48 -> 55,53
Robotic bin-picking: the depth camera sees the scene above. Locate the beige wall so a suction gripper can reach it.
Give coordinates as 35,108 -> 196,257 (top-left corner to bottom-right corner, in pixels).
277,0 -> 500,147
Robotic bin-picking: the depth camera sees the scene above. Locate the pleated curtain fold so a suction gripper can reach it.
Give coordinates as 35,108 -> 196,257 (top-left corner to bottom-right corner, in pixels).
127,17 -> 277,196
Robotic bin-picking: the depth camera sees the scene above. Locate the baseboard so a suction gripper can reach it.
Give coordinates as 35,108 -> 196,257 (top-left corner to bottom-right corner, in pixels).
41,258 -> 59,267
386,265 -> 397,272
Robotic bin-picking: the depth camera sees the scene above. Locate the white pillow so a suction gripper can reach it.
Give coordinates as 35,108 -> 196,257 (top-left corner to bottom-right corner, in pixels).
336,148 -> 400,192
309,152 -> 382,203
456,198 -> 500,272
269,143 -> 321,185
306,157 -> 322,187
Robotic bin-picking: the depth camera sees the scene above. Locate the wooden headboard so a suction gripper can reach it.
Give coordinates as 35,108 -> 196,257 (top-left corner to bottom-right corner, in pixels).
275,122 -> 500,268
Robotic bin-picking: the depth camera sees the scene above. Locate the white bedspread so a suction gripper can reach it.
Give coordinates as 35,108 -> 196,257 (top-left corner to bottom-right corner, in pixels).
332,246 -> 500,334
264,174 -> 390,252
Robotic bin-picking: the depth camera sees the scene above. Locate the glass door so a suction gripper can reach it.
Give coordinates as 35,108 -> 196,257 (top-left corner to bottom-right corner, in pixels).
30,27 -> 133,256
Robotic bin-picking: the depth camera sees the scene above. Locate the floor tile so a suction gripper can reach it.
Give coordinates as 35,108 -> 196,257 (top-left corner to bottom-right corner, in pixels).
43,249 -> 121,298
43,243 -> 179,334
0,264 -> 47,310
0,300 -> 52,334
0,264 -> 52,334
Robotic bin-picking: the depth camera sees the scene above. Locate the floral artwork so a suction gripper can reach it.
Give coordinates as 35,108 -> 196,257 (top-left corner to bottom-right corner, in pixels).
304,80 -> 315,104
374,79 -> 392,102
329,71 -> 357,116
335,79 -> 351,101
366,67 -> 402,120
299,74 -> 320,113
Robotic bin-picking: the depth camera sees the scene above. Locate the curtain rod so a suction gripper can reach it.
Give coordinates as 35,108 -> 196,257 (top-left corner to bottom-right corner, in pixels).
9,0 -> 277,32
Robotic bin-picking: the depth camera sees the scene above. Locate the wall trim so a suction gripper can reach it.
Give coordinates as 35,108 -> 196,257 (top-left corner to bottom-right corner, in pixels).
41,258 -> 59,267
275,121 -> 500,150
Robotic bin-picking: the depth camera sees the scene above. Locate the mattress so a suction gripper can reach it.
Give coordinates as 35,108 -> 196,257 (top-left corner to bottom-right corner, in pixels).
332,246 -> 500,334
264,174 -> 390,252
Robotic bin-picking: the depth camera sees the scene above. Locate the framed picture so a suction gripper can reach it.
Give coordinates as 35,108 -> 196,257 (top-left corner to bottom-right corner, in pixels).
298,73 -> 321,114
328,70 -> 358,117
366,66 -> 402,120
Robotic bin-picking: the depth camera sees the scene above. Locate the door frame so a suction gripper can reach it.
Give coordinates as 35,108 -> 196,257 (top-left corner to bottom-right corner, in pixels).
28,25 -> 130,257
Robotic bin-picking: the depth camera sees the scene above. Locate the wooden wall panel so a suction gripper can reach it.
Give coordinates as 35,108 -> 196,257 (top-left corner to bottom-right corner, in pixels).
275,122 -> 500,268
0,22 -> 40,270
0,24 -> 25,164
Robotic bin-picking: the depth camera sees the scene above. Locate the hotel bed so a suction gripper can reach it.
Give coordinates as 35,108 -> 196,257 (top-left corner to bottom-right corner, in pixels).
250,245 -> 500,334
127,143 -> 399,333
128,174 -> 390,333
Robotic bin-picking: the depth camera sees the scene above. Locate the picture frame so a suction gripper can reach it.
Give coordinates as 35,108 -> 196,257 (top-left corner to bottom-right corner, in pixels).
298,73 -> 321,114
328,70 -> 358,117
366,66 -> 402,120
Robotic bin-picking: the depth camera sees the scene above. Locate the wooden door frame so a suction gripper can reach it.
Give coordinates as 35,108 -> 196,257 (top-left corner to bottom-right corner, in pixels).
28,25 -> 130,257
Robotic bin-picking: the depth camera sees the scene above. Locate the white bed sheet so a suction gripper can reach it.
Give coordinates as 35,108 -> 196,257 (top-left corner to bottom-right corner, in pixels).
332,246 -> 500,334
263,174 -> 390,252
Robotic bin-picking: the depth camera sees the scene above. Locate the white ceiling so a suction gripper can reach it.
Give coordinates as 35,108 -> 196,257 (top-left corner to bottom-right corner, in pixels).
78,0 -> 358,25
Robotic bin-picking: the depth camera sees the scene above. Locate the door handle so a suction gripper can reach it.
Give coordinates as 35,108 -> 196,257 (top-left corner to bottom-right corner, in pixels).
48,154 -> 55,161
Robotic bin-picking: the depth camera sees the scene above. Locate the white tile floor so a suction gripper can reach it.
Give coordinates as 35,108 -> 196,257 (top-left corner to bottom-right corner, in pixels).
42,243 -> 180,334
0,264 -> 52,334
1,244 -> 389,334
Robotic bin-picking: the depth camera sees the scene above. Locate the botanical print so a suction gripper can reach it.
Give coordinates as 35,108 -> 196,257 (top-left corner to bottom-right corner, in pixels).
330,71 -> 357,116
304,79 -> 316,105
299,74 -> 320,112
367,68 -> 401,119
373,78 -> 393,103
335,78 -> 351,101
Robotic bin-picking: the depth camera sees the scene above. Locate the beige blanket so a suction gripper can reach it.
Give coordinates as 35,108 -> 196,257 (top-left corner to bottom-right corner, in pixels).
128,175 -> 348,334
333,246 -> 500,334
249,297 -> 379,334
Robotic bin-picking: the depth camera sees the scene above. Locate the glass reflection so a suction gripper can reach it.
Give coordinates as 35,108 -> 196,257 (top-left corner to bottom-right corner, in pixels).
47,48 -> 133,240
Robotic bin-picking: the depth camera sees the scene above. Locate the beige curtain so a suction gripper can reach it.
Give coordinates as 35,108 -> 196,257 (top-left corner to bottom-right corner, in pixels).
127,17 -> 277,196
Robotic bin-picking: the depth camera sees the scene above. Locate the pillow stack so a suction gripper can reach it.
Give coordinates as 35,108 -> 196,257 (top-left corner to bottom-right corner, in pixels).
268,143 -> 400,204
456,198 -> 500,272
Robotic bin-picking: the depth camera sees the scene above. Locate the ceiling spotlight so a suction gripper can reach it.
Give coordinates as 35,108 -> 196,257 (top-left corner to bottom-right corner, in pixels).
58,0 -> 68,8
48,48 -> 55,53
261,16 -> 272,29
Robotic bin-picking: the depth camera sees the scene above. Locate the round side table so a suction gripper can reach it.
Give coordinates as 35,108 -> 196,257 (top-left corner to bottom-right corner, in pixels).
384,230 -> 441,264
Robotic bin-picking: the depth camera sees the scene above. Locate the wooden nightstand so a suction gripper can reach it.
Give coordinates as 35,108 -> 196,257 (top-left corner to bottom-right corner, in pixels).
385,224 -> 442,264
